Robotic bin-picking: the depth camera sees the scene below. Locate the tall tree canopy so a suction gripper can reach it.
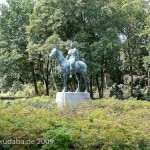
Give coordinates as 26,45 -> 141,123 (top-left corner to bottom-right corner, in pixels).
0,0 -> 150,98
0,0 -> 34,88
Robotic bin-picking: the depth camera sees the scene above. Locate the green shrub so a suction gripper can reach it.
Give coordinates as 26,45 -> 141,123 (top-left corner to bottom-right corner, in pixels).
11,96 -> 57,109
0,83 -> 35,98
42,128 -> 75,150
37,81 -> 45,96
10,81 -> 24,93
0,82 -> 46,98
15,83 -> 35,97
0,97 -> 149,150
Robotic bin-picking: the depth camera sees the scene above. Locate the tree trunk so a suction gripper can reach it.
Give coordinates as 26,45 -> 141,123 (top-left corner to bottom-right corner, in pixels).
51,71 -> 58,91
39,58 -> 51,96
30,61 -> 38,95
96,74 -> 101,98
45,59 -> 50,95
100,69 -> 104,98
128,48 -> 133,96
90,75 -> 93,99
127,26 -> 133,97
45,80 -> 49,95
104,74 -> 108,89
148,70 -> 150,88
130,66 -> 133,96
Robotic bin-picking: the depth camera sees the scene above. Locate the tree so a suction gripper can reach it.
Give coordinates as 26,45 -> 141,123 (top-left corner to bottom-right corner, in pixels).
27,0 -> 124,98
119,0 -> 149,96
27,33 -> 63,95
0,0 -> 34,91
143,4 -> 150,89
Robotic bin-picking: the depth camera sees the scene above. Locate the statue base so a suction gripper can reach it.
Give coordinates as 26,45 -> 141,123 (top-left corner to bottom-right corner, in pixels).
56,92 -> 91,108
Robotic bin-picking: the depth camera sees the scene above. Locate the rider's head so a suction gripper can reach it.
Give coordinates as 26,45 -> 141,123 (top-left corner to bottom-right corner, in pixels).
51,44 -> 56,49
70,42 -> 74,49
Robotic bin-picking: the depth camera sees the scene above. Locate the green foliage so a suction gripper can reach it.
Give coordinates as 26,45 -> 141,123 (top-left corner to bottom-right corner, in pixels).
143,56 -> 150,71
0,97 -> 149,149
0,83 -> 35,98
0,0 -> 34,80
15,83 -> 35,98
0,82 -> 57,100
0,81 -> 47,98
37,81 -> 45,96
11,96 -> 57,109
1,0 -> 150,98
10,81 -> 24,93
42,129 -> 75,150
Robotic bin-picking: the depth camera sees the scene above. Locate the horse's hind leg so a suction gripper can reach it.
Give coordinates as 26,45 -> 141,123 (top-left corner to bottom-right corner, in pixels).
82,72 -> 88,93
60,73 -> 63,83
75,73 -> 80,92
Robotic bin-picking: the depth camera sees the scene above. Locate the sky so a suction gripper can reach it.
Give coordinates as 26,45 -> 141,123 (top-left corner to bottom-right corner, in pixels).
0,0 -> 7,4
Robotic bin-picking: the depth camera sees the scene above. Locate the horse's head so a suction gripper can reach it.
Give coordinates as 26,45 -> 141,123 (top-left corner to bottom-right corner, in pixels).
49,48 -> 57,59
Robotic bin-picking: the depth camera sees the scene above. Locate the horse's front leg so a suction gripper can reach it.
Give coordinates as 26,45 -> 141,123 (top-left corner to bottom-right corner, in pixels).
60,73 -> 64,92
62,73 -> 68,92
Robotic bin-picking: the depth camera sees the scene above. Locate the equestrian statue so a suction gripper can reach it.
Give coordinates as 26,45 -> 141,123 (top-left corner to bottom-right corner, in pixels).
49,43 -> 88,93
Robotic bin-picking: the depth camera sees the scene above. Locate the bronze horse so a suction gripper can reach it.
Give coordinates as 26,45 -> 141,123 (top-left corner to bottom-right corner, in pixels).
49,48 -> 88,92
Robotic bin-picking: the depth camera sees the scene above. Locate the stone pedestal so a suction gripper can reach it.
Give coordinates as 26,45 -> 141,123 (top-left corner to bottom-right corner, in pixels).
56,92 -> 91,108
